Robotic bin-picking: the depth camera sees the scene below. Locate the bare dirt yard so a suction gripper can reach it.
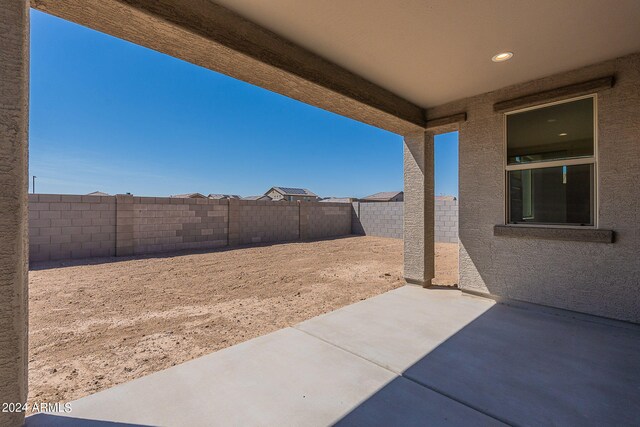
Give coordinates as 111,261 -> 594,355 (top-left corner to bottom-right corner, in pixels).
28,236 -> 458,408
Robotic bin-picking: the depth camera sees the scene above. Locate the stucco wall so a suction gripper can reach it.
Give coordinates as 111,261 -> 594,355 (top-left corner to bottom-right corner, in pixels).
403,132 -> 435,286
266,189 -> 283,201
426,52 -> 640,323
0,1 -> 29,425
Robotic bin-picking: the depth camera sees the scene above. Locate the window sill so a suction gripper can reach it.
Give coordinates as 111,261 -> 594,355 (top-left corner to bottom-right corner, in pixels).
494,225 -> 614,243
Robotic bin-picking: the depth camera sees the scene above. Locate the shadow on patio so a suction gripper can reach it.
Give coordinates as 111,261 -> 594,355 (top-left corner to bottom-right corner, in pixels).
335,298 -> 640,425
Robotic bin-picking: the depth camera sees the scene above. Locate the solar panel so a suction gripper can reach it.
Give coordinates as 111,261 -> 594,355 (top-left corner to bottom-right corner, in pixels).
279,187 -> 307,195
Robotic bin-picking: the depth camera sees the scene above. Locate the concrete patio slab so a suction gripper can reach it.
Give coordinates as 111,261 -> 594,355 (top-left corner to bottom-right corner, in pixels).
332,376 -> 501,427
298,286 -> 640,426
296,286 -> 496,373
26,326 -> 500,427
402,301 -> 640,426
26,286 -> 640,426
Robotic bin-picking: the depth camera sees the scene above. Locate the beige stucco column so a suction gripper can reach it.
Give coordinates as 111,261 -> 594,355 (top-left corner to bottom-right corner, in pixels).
403,131 -> 435,286
0,1 -> 29,426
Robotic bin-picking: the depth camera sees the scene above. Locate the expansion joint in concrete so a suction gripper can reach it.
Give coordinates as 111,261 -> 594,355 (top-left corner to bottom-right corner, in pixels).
292,324 -> 508,425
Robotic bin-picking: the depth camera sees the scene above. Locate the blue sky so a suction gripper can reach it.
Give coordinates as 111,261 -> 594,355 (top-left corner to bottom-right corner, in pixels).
29,10 -> 458,198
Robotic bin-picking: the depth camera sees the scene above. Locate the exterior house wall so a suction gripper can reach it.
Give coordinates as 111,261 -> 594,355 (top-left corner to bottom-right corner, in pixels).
0,1 -> 29,425
265,189 -> 318,202
288,195 -> 317,202
425,52 -> 640,323
266,189 -> 284,201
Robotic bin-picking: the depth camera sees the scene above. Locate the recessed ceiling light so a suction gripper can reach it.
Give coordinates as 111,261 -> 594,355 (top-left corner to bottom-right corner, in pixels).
558,133 -> 568,136
492,52 -> 513,62
547,119 -> 557,123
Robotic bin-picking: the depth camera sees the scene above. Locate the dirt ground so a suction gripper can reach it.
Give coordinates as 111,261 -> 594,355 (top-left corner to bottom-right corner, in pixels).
28,236 -> 458,408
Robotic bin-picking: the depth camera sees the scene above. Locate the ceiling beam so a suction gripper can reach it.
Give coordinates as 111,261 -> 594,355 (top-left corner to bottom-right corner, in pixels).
425,112 -> 467,130
32,0 -> 427,134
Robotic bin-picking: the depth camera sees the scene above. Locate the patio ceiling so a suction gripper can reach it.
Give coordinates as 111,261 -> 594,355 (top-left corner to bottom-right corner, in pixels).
215,0 -> 640,108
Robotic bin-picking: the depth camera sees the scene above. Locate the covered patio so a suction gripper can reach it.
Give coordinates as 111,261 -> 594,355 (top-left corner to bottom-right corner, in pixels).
2,1 -> 640,425
27,286 -> 640,426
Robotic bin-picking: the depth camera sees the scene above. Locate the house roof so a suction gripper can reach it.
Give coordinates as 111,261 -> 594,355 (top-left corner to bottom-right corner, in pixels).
268,187 -> 318,197
86,191 -> 110,196
171,193 -> 207,199
243,195 -> 271,200
362,191 -> 403,201
208,194 -> 241,199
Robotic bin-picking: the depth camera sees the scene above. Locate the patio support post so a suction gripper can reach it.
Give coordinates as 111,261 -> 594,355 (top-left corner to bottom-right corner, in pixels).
0,0 -> 30,426
403,131 -> 435,286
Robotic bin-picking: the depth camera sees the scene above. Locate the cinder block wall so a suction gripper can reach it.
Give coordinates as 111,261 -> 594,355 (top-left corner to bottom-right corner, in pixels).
130,196 -> 228,254
352,202 -> 404,239
29,194 -> 116,261
29,195 -> 463,262
301,202 -> 352,240
28,196 -> 353,262
434,197 -> 458,243
352,198 -> 458,242
229,199 -> 299,245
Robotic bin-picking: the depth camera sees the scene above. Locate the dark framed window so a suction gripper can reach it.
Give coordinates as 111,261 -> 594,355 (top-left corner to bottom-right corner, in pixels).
505,96 -> 596,226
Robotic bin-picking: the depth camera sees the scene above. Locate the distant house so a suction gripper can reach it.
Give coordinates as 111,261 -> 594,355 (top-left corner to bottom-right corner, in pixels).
265,187 -> 319,202
361,191 -> 404,202
208,194 -> 241,200
86,191 -> 110,196
320,197 -> 357,203
171,193 -> 207,199
243,195 -> 272,201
